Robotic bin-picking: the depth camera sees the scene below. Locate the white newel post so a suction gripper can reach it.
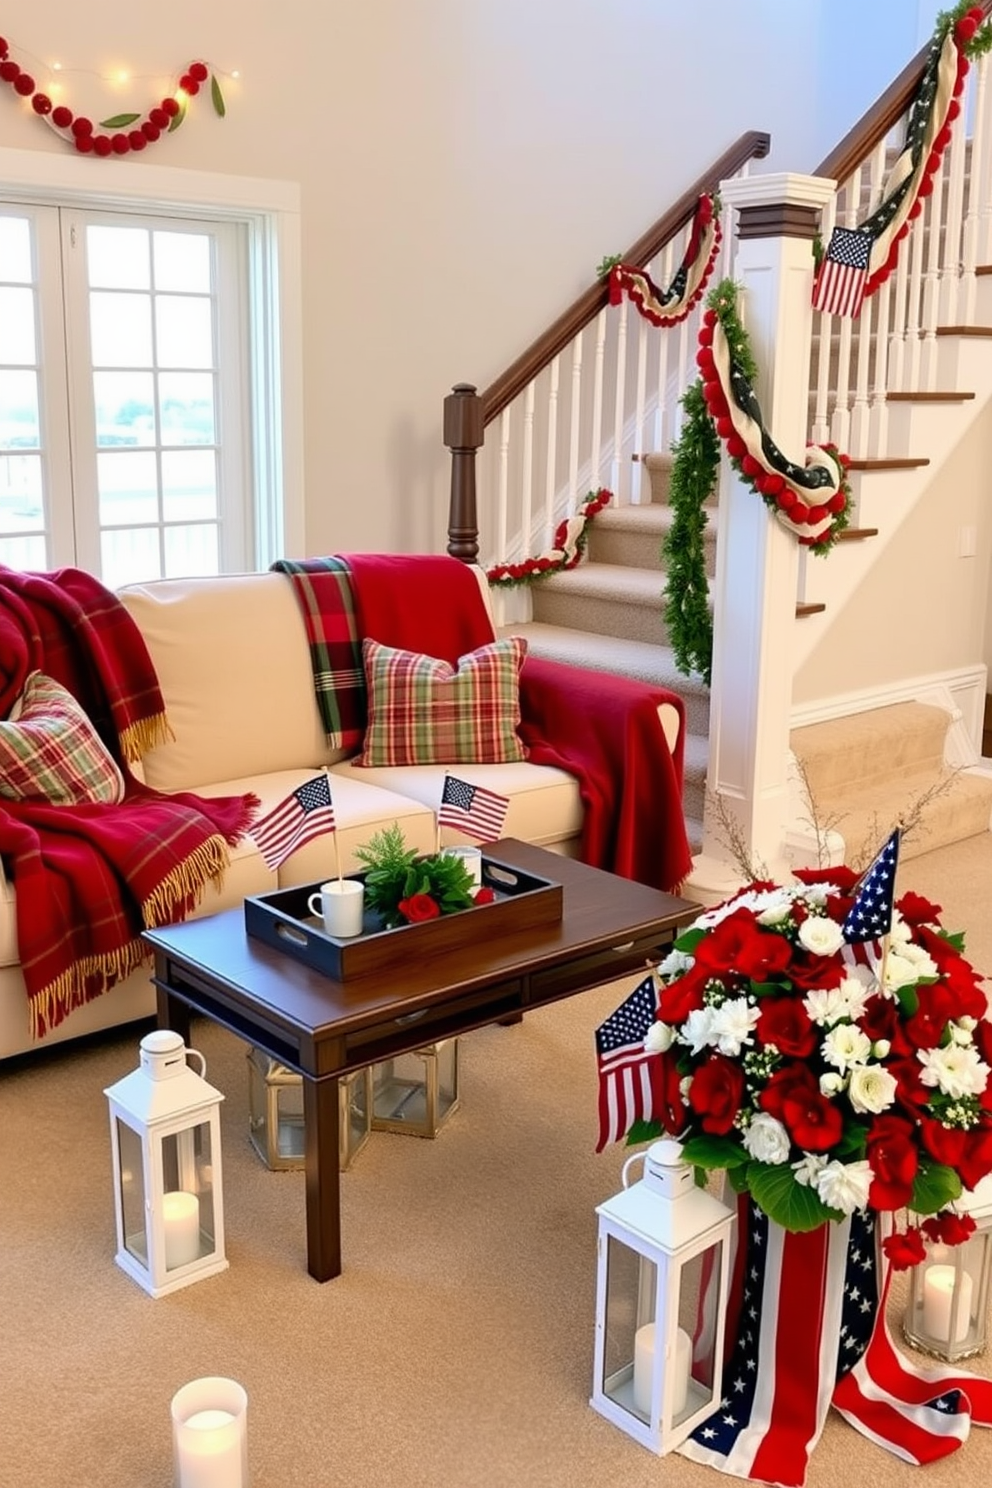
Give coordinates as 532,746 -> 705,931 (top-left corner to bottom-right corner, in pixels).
691,173 -> 836,903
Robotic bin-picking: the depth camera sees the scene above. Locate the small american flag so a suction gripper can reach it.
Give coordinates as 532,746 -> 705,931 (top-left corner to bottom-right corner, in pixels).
250,773 -> 336,871
595,974 -> 659,1152
843,827 -> 900,944
812,226 -> 873,319
438,774 -> 509,842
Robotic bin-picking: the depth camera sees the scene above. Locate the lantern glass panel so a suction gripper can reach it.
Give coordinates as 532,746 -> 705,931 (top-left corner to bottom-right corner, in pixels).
435,1039 -> 458,1124
904,1233 -> 992,1361
374,1051 -> 431,1127
161,1121 -> 216,1265
676,1242 -> 721,1414
275,1078 -> 305,1162
601,1231 -> 644,1411
116,1117 -> 147,1265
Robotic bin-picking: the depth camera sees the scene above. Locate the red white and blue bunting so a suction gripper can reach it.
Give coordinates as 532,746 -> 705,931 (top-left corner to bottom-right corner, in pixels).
813,4 -> 988,318
609,193 -> 721,327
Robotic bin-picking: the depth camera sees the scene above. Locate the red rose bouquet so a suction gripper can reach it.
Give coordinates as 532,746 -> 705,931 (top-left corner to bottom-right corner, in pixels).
635,864 -> 992,1252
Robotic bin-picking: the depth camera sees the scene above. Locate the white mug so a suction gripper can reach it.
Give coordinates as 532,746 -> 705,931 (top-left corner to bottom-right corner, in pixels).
443,844 -> 483,887
307,879 -> 365,938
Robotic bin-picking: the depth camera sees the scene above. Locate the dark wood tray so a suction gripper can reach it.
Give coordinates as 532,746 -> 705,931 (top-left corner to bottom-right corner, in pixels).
244,855 -> 564,981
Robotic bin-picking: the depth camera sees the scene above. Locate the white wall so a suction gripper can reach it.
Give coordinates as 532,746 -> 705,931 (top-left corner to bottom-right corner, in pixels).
0,1 -> 918,558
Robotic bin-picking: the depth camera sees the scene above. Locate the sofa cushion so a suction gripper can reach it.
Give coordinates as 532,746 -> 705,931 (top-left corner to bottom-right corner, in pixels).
0,672 -> 125,806
356,636 -> 528,767
332,758 -> 583,850
118,574 -> 343,791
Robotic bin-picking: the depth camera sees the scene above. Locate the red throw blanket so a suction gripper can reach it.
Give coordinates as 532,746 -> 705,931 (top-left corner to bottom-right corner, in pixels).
0,566 -> 257,1038
338,554 -> 692,893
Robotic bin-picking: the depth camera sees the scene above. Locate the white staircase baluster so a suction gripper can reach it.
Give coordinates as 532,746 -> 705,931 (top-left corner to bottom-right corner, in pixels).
521,381 -> 535,559
850,144 -> 887,456
633,306 -> 649,501
829,167 -> 862,449
905,188 -> 927,390
868,272 -> 893,457
888,165 -> 912,392
940,99 -> 968,328
961,54 -> 989,324
611,301 -> 629,501
496,407 -> 510,568
567,331 -> 583,511
652,241 -> 674,451
590,305 -> 607,488
920,155 -> 946,389
543,354 -> 560,542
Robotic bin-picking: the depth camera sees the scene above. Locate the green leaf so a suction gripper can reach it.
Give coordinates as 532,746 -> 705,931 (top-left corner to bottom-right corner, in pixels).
99,112 -> 140,129
681,1134 -> 749,1170
910,1161 -> 963,1216
211,74 -> 226,118
747,1162 -> 843,1231
833,1124 -> 868,1159
673,926 -> 706,954
894,984 -> 920,1017
728,1164 -> 752,1194
749,979 -> 789,998
937,929 -> 967,953
625,1118 -> 663,1147
169,94 -> 188,133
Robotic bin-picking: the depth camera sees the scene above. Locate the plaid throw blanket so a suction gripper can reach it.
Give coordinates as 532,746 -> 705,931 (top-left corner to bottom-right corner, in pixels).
270,557 -> 365,752
0,566 -> 258,1038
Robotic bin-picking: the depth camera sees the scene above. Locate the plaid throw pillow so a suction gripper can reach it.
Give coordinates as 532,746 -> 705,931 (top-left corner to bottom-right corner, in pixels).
0,671 -> 125,806
356,636 -> 528,767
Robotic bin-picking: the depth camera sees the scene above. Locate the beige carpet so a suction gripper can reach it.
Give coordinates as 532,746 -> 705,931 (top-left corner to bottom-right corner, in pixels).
1,837 -> 991,1488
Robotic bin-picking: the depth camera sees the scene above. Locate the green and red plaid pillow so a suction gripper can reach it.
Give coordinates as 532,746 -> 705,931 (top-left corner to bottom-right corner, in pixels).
356,636 -> 528,767
0,671 -> 125,806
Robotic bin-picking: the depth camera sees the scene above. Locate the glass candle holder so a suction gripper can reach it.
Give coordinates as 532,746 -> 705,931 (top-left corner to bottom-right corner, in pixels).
171,1376 -> 248,1488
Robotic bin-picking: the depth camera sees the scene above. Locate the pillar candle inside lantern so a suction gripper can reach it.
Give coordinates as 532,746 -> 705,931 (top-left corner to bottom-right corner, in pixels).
632,1322 -> 691,1418
922,1263 -> 973,1343
162,1190 -> 200,1269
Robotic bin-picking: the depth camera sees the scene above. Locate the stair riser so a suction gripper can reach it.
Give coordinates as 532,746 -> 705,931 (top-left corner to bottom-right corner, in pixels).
792,708 -> 949,799
588,525 -> 665,570
532,588 -> 670,647
843,783 -> 992,867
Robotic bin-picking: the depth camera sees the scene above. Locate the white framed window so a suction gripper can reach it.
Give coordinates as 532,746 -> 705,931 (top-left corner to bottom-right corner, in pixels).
0,146 -> 303,584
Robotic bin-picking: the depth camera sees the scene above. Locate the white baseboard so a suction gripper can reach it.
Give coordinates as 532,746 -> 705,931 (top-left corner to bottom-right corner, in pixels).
790,664 -> 988,763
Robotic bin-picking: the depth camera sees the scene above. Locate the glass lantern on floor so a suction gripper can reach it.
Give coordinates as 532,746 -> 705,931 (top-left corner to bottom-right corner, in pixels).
104,1029 -> 227,1298
903,1175 -> 992,1362
246,1049 -> 372,1172
371,1040 -> 459,1139
591,1138 -> 736,1454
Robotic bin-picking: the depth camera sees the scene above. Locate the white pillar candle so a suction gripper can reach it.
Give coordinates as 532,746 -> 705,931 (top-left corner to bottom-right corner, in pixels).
172,1378 -> 247,1488
162,1190 -> 200,1269
922,1262 -> 973,1344
632,1322 -> 691,1418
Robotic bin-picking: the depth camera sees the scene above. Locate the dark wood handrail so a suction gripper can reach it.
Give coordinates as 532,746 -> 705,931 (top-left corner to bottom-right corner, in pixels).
479,129 -> 771,426
815,0 -> 992,186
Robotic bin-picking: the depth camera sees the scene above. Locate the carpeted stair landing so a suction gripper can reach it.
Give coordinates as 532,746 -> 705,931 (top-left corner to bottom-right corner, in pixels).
790,701 -> 992,867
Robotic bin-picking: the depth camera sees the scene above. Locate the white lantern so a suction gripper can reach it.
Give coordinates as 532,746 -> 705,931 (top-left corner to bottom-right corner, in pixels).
904,1175 -> 992,1362
591,1138 -> 736,1454
104,1029 -> 228,1298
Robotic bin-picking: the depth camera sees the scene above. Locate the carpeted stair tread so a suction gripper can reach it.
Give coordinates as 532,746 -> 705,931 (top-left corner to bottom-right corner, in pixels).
815,765 -> 992,866
588,503 -> 717,574
790,703 -> 950,797
532,560 -> 663,604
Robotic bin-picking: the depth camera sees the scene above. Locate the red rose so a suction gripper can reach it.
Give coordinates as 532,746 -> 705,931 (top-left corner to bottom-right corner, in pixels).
882,1227 -> 927,1271
757,997 -> 817,1057
915,925 -> 987,1017
760,1061 -> 819,1122
886,1055 -> 930,1107
650,1050 -> 687,1136
780,1084 -> 843,1152
958,1125 -> 992,1191
688,1054 -> 745,1135
866,1114 -> 918,1210
919,1115 -> 967,1168
658,963 -> 709,1025
793,864 -> 860,893
693,909 -> 792,982
904,984 -> 958,1051
473,887 -> 495,905
896,891 -> 942,925
922,1212 -> 976,1247
398,893 -> 440,923
782,952 -> 846,992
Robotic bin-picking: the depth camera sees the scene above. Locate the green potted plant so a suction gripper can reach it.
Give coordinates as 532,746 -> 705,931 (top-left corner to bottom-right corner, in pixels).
354,823 -> 494,928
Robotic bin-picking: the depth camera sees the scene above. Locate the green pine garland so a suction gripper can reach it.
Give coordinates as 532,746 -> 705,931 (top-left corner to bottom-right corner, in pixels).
661,380 -> 719,686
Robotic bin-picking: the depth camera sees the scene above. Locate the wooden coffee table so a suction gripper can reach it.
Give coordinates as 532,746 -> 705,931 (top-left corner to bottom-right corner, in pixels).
144,839 -> 698,1282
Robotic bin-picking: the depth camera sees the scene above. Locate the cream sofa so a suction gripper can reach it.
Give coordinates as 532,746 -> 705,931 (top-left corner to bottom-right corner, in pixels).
0,568 -> 680,1061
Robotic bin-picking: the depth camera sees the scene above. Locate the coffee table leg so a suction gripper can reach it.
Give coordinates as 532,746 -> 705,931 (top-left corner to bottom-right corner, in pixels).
302,1075 -> 342,1281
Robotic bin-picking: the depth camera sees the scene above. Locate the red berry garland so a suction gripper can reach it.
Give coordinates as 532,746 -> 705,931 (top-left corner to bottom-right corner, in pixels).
486,489 -> 613,586
0,39 -> 226,155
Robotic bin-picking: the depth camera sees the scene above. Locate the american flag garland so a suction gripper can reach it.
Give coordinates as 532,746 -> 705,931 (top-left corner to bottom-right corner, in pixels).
813,5 -> 989,319
697,279 -> 853,551
608,193 -> 722,328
